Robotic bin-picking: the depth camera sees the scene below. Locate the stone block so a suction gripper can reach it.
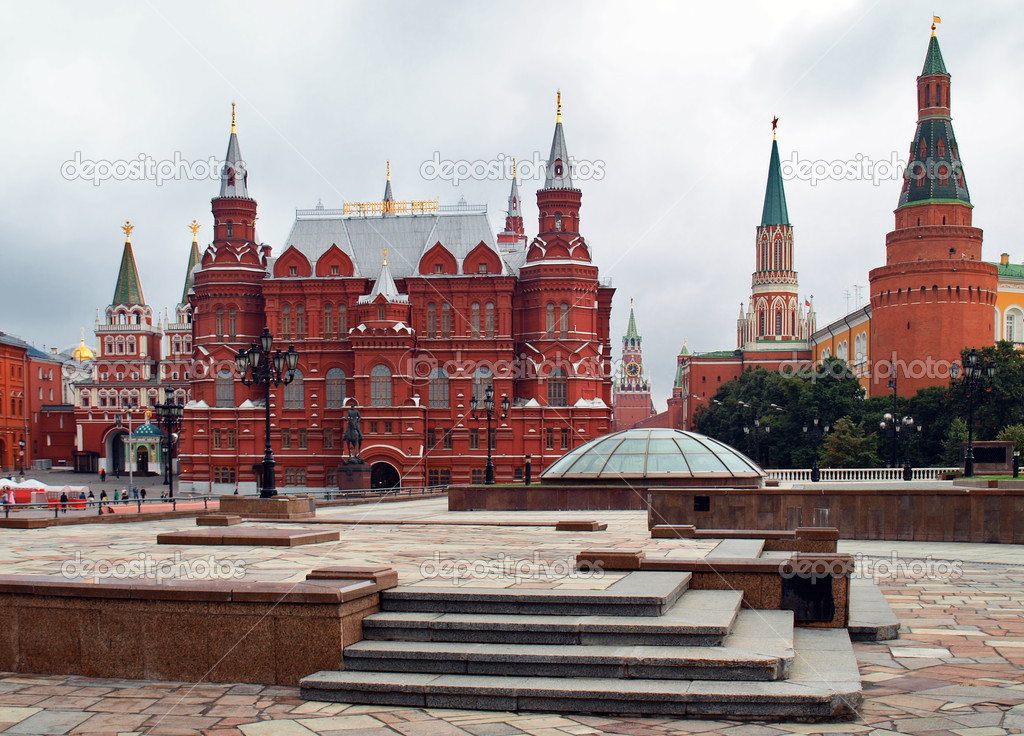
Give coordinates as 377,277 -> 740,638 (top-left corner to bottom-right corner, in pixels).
196,514 -> 243,526
554,520 -> 608,531
575,549 -> 645,570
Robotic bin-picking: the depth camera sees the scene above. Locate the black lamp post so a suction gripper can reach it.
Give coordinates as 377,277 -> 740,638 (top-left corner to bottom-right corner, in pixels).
235,327 -> 299,498
17,439 -> 25,475
154,399 -> 184,498
470,384 -> 509,485
743,418 -> 769,466
950,348 -> 995,478
900,416 -> 919,481
802,418 -> 829,482
879,413 -> 899,469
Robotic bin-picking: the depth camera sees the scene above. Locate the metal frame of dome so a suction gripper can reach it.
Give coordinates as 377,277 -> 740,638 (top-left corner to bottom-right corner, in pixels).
540,428 -> 765,481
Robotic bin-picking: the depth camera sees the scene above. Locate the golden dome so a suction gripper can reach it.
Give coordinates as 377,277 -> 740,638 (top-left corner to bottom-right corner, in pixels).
72,336 -> 94,361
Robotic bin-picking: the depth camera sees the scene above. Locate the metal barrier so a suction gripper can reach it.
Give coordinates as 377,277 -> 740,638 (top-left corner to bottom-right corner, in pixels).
1,495 -> 218,519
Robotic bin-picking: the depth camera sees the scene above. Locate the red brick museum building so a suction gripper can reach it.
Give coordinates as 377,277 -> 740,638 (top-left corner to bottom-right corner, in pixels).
177,99 -> 615,493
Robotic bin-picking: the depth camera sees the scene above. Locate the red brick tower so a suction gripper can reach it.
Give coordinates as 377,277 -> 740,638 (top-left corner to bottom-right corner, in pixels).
612,300 -> 655,431
182,105 -> 269,489
868,26 -> 997,396
516,92 -> 615,416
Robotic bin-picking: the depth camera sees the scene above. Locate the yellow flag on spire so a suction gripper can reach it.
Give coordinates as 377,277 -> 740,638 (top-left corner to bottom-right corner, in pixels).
932,15 -> 940,35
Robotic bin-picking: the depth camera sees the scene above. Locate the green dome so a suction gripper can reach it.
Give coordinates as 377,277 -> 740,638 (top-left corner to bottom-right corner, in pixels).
541,428 -> 764,481
132,422 -> 165,438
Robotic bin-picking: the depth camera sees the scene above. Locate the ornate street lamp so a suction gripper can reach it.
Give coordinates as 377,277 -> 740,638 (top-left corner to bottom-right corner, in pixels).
900,415 -> 920,481
802,418 -> 829,483
950,348 -> 996,478
154,399 -> 185,498
470,384 -> 510,485
235,327 -> 299,498
743,418 -> 770,466
17,438 -> 25,475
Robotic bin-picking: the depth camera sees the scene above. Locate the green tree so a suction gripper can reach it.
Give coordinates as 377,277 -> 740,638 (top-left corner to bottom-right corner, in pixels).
941,417 -> 968,466
820,417 -> 880,468
996,424 -> 1024,455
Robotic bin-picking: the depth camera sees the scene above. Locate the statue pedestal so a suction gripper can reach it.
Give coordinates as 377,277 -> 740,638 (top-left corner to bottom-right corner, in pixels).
338,462 -> 371,492
218,494 -> 316,519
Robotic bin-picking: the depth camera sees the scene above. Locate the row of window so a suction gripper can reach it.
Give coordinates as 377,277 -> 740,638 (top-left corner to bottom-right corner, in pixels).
215,365 -> 568,408
759,238 -> 789,273
3,398 -> 23,417
104,336 -> 140,356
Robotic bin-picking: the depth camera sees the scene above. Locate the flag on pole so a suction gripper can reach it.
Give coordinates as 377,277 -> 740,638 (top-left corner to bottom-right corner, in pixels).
933,15 -> 941,24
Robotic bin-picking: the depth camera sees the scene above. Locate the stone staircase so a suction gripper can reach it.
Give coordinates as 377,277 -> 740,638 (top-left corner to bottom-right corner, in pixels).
301,571 -> 862,719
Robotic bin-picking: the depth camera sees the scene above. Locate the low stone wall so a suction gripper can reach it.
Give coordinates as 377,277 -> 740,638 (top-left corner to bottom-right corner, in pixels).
650,525 -> 839,553
0,567 -> 396,686
648,486 -> 1024,543
448,484 -> 650,511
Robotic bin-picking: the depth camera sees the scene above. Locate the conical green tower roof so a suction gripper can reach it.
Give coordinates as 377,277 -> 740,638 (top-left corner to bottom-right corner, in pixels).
921,34 -> 947,76
181,237 -> 201,305
625,300 -> 640,341
112,236 -> 145,307
761,138 -> 790,227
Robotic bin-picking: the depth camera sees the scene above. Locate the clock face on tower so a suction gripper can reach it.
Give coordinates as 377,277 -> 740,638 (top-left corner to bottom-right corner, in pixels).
625,361 -> 641,377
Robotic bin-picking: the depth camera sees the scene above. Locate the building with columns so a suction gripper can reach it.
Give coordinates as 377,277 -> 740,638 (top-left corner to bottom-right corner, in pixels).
178,95 -> 614,493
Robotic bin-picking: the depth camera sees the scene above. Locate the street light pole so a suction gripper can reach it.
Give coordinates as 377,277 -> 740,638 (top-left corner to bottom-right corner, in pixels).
471,385 -> 510,485
887,362 -> 898,468
951,349 -> 995,478
155,399 -> 184,498
236,327 -> 299,498
803,418 -> 829,482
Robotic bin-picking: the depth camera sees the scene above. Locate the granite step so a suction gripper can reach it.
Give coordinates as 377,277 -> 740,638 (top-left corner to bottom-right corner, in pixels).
381,571 -> 690,616
848,577 -> 900,641
364,589 -> 742,646
301,629 -> 860,720
705,538 -> 766,558
345,610 -> 792,681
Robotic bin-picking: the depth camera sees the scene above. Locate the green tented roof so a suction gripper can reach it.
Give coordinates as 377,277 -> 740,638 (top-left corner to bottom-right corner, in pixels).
112,241 -> 146,307
761,139 -> 790,227
624,303 -> 640,341
921,35 -> 947,76
181,239 -> 201,305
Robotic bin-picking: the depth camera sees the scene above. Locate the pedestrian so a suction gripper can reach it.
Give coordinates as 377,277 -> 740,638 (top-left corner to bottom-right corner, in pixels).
100,468 -> 106,482
140,487 -> 146,501
59,491 -> 68,513
87,489 -> 95,506
99,489 -> 107,505
113,488 -> 119,502
115,466 -> 120,480
132,487 -> 138,500
1,490 -> 8,511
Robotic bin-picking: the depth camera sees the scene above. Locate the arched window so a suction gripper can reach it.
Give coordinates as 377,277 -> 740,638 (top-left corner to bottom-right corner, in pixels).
560,303 -> 569,339
284,369 -> 304,409
441,304 -> 451,337
759,312 -> 765,335
555,213 -> 562,231
116,336 -> 125,354
325,368 -> 346,408
228,308 -> 237,338
473,365 -> 493,405
216,308 -> 224,336
485,302 -> 495,338
296,306 -> 306,337
282,306 -> 291,337
471,302 -> 480,337
371,365 -> 392,406
775,310 -> 783,335
547,366 -> 568,407
426,303 -> 437,337
429,367 -> 449,408
377,305 -> 386,321
216,370 -> 234,408
324,304 -> 333,336
105,337 -> 113,355
172,336 -> 181,355
80,390 -> 90,408
546,304 -> 555,338
937,139 -> 946,158
338,305 -> 347,337
126,336 -> 136,354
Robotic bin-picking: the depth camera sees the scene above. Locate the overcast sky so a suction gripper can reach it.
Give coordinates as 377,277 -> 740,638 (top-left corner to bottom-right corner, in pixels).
1,1 -> 1020,409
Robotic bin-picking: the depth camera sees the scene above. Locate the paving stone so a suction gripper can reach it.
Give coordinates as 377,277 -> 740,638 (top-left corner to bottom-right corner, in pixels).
4,709 -> 92,734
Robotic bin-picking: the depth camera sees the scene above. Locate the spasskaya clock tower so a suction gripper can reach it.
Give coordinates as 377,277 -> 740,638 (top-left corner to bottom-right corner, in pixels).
612,299 -> 655,431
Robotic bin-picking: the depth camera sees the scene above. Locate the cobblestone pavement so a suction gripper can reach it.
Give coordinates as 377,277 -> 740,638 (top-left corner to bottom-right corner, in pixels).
2,498 -> 1024,734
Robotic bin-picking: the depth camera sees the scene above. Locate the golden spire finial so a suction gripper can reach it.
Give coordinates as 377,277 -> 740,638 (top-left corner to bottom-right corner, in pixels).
383,248 -> 388,266
556,90 -> 562,123
932,15 -> 940,36
80,327 -> 85,342
231,102 -> 236,134
387,160 -> 390,181
122,220 -> 133,243
512,157 -> 517,180
189,219 -> 201,240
